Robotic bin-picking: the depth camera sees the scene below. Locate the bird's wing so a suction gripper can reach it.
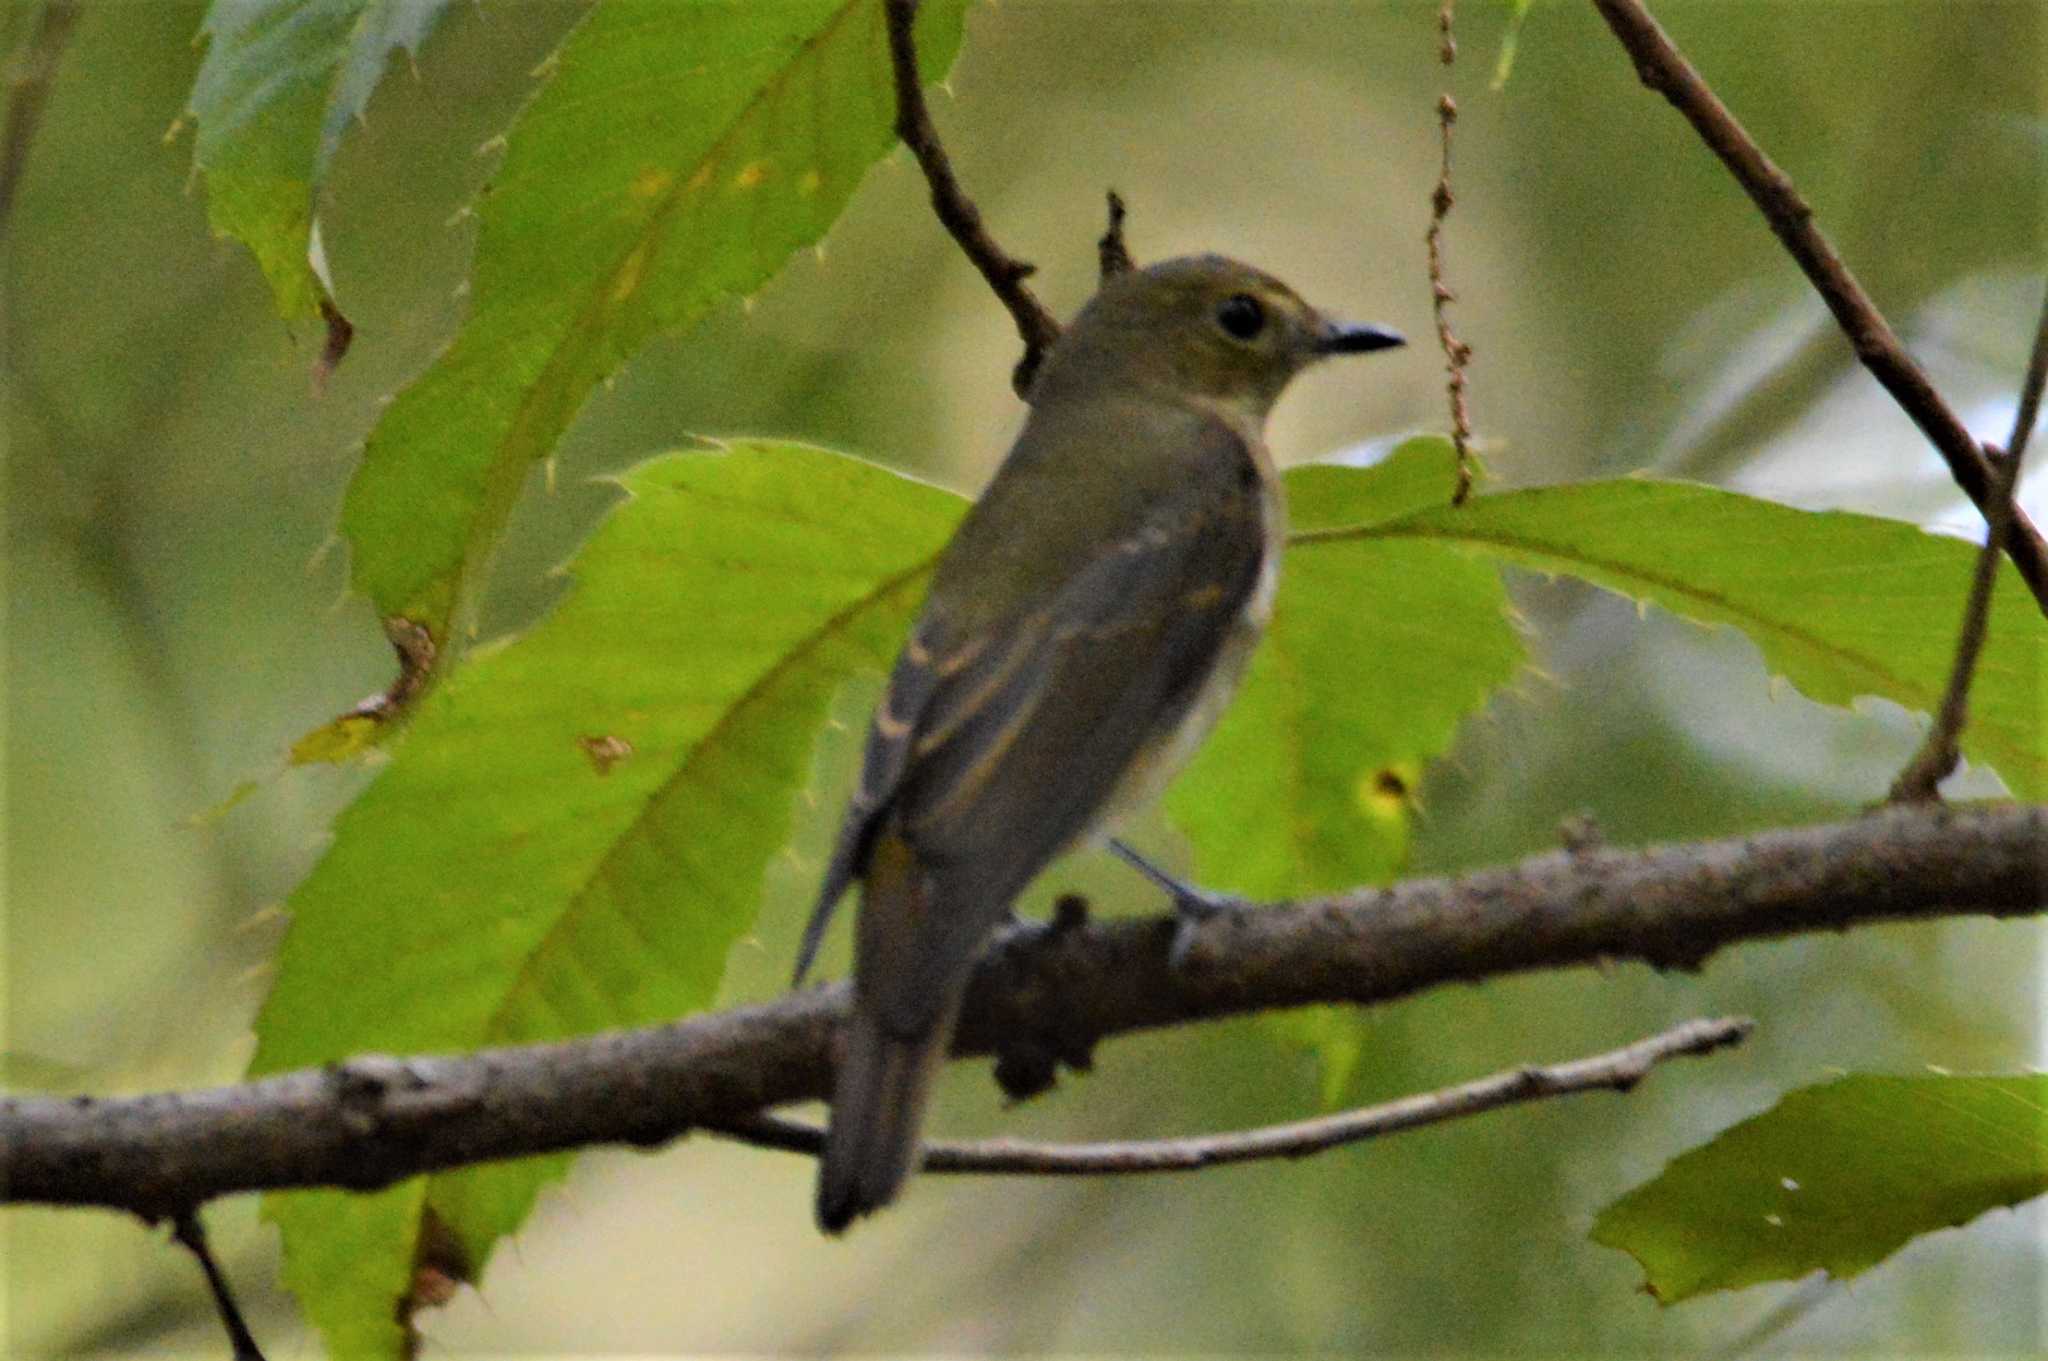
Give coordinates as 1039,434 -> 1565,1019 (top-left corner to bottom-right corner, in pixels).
810,442 -> 1269,1037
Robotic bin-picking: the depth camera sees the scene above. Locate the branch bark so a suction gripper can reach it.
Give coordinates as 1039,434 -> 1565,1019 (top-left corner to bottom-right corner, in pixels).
1588,0 -> 2048,615
4,803 -> 2039,1216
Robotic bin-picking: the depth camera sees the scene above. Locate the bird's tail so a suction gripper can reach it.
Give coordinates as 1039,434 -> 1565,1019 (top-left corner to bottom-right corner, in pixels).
815,1005 -> 945,1233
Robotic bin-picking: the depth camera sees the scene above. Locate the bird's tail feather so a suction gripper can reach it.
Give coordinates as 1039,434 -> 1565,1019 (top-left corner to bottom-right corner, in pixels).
815,1006 -> 945,1234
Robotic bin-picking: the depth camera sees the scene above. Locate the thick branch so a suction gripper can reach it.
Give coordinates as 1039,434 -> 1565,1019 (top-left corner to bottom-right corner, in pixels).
3,803 -> 2039,1214
713,1015 -> 1752,1174
1589,0 -> 2048,614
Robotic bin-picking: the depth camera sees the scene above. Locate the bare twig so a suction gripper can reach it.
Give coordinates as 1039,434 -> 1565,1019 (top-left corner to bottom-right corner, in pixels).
1890,292 -> 2048,801
2008,293 -> 2048,470
1098,189 -> 1132,280
4,803 -> 2038,1214
713,1016 -> 1751,1174
1588,0 -> 2048,615
1427,0 -> 1476,504
0,0 -> 79,230
170,1210 -> 268,1361
883,0 -> 1061,397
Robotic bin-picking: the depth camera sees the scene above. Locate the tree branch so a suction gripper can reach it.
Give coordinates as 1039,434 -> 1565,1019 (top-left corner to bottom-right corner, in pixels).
171,1210 -> 268,1361
1889,291 -> 2047,801
1588,0 -> 2048,615
883,0 -> 1061,397
1427,0 -> 1476,504
3,803 -> 2038,1215
711,1015 -> 1752,1174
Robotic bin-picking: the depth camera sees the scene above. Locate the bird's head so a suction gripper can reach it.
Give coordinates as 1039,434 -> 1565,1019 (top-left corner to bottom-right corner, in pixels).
1036,253 -> 1404,420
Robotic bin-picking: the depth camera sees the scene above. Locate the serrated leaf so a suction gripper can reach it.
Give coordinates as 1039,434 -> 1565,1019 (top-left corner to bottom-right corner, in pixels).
1168,437 -> 1524,898
255,441 -> 961,1356
338,0 -> 969,670
268,1183 -> 427,1360
1592,1074 -> 2048,1301
1375,481 -> 2047,799
188,0 -> 452,330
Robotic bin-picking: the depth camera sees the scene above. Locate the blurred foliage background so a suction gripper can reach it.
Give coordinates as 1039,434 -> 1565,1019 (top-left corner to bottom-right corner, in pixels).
5,0 -> 2042,1354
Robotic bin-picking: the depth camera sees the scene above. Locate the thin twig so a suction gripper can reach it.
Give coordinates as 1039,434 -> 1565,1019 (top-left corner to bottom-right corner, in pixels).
1427,0 -> 1476,504
5,803 -> 2037,1214
0,0 -> 79,231
170,1210 -> 268,1361
1097,189 -> 1132,280
1588,0 -> 2048,616
1890,291 -> 2047,801
712,1016 -> 1751,1174
883,0 -> 1061,397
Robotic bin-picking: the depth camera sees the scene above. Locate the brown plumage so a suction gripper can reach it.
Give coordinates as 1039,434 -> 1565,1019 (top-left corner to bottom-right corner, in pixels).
793,255 -> 1403,1232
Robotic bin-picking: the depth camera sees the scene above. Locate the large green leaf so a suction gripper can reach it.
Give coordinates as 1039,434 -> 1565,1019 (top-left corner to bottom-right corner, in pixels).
338,0 -> 968,666
187,0 -> 454,325
1592,1074 -> 2048,1301
1363,480 -> 2048,799
1169,439 -> 1524,900
255,441 -> 962,1356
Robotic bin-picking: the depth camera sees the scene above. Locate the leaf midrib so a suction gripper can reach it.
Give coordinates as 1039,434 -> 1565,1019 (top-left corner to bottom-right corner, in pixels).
1293,517 -> 1942,713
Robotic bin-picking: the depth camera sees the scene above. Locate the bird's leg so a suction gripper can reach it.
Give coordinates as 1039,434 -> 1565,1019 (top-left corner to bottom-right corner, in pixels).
1107,839 -> 1241,966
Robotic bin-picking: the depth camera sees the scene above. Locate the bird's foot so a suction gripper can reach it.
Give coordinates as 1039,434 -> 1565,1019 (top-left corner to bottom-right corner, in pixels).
995,893 -> 1088,953
988,896 -> 1097,1102
1165,884 -> 1240,970
1107,839 -> 1244,968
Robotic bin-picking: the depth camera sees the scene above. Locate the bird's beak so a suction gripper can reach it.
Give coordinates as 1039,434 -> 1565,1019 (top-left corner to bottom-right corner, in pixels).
1317,320 -> 1405,355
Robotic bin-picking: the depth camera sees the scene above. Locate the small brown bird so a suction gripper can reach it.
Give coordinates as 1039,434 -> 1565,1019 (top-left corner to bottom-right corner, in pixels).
793,254 -> 1403,1232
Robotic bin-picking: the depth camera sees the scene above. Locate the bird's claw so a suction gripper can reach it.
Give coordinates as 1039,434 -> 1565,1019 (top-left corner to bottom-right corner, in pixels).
1165,886 -> 1239,970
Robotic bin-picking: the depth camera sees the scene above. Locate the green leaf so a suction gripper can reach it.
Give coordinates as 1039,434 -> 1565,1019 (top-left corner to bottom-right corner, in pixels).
1373,479 -> 2048,799
1592,1074 -> 2048,1301
268,1184 -> 427,1360
1168,437 -> 1524,898
255,440 -> 962,1355
338,0 -> 969,666
188,0 -> 453,324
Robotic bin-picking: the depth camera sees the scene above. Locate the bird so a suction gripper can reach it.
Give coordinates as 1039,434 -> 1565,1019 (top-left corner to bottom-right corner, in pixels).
792,253 -> 1404,1232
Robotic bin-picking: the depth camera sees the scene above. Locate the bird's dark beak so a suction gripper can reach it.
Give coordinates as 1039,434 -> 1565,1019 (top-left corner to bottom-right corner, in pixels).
1317,320 -> 1406,355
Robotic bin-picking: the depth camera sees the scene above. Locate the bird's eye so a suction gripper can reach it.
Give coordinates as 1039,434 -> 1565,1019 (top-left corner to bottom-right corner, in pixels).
1216,293 -> 1266,341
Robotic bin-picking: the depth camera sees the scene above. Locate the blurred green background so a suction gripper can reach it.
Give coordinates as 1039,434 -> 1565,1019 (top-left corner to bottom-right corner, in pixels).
5,0 -> 2041,1354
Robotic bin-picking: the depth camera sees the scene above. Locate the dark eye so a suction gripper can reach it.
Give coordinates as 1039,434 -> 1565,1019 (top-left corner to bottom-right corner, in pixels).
1216,293 -> 1265,341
